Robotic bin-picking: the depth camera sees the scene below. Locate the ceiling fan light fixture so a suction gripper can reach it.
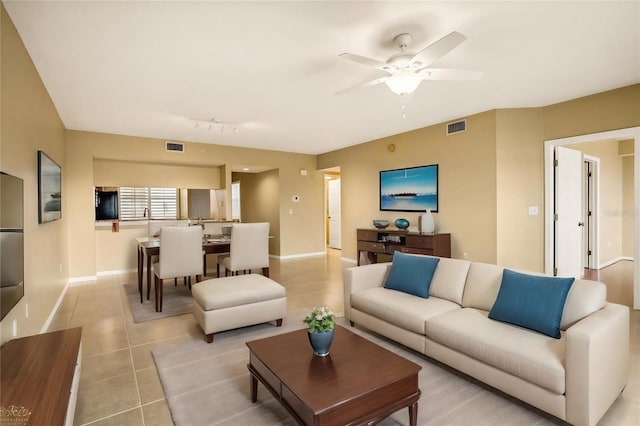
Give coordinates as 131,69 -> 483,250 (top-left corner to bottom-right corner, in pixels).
385,70 -> 422,96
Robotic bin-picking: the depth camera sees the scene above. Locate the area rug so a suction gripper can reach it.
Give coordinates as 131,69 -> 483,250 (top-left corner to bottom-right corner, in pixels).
152,318 -> 557,426
124,281 -> 193,323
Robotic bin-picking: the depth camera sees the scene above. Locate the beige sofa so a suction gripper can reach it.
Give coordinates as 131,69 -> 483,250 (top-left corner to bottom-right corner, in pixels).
344,256 -> 629,426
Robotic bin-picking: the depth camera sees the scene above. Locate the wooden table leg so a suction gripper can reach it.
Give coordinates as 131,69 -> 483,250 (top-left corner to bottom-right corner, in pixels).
137,245 -> 143,303
408,402 -> 418,426
146,253 -> 152,300
203,253 -> 207,278
250,372 -> 258,403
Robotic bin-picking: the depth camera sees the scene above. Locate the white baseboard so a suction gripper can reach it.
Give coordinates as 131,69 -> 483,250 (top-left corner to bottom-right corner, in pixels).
274,251 -> 327,260
68,275 -> 98,285
40,281 -> 70,333
97,269 -> 134,276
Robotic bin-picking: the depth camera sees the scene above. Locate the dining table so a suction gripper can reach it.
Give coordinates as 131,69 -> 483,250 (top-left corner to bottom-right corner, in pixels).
136,235 -> 231,303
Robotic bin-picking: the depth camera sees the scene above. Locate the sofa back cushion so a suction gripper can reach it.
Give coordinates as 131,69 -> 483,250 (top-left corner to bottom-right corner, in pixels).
462,262 -> 504,310
560,279 -> 606,330
429,257 -> 471,305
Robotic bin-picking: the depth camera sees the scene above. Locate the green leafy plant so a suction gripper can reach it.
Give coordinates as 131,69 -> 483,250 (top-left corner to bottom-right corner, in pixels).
303,306 -> 335,333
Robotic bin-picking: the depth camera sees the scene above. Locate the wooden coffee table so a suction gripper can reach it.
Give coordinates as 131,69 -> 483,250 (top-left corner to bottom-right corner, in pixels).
246,325 -> 421,425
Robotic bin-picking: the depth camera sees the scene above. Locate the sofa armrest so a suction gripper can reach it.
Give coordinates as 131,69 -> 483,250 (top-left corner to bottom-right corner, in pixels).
565,302 -> 629,426
343,262 -> 391,321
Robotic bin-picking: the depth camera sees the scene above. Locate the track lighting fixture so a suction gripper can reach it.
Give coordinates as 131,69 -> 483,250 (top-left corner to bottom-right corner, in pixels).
191,117 -> 240,134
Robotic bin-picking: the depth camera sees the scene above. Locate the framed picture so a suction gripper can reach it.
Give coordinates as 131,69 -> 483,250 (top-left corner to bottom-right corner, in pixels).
38,150 -> 62,223
380,164 -> 438,212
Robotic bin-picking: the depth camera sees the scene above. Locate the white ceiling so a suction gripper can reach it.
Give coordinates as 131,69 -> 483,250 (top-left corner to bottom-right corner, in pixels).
4,1 -> 639,155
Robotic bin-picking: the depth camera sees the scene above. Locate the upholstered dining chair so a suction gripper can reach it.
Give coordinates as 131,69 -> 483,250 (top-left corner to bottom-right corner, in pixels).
216,222 -> 270,277
153,226 -> 203,312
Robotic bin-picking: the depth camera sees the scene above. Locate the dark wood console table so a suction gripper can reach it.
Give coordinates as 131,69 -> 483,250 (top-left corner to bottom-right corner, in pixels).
357,228 -> 451,265
1,327 -> 82,426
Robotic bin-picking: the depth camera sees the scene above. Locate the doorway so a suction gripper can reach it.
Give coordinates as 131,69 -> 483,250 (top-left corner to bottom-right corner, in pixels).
544,127 -> 640,309
323,169 -> 341,250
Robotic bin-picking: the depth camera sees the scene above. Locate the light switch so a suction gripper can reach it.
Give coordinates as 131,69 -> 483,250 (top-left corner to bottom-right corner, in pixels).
528,206 -> 539,215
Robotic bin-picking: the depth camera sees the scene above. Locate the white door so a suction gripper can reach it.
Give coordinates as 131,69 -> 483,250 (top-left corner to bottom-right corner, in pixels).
555,146 -> 584,277
328,179 -> 341,249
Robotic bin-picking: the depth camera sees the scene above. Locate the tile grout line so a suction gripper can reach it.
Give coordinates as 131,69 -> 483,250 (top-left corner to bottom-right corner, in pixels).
119,277 -> 147,426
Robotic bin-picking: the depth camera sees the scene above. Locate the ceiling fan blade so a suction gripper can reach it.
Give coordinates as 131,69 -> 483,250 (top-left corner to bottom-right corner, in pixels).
418,68 -> 484,81
339,53 -> 393,72
334,76 -> 389,95
410,31 -> 466,68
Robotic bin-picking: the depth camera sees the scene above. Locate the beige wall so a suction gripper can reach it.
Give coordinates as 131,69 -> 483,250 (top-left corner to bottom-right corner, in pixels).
543,85 -> 640,140
1,5 -> 68,343
318,110 -> 498,264
234,169 -> 281,255
495,109 -> 545,271
93,159 -> 221,188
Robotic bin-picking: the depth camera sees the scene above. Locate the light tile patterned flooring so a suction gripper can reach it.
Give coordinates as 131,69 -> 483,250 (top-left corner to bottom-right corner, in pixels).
48,253 -> 638,425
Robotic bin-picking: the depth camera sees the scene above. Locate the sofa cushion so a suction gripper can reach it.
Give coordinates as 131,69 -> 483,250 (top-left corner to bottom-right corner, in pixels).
428,257 -> 471,305
489,269 -> 574,338
383,252 -> 439,298
560,279 -> 606,330
351,287 -> 460,335
461,262 -> 504,311
426,308 -> 566,394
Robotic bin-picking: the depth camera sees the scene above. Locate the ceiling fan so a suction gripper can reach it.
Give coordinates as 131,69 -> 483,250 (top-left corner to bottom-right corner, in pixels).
336,31 -> 483,97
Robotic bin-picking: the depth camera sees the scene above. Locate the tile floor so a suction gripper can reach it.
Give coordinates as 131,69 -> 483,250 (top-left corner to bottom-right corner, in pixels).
47,252 -> 638,425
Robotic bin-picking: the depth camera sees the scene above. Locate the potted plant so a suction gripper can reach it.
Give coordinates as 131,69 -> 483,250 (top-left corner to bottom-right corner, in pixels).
303,306 -> 335,356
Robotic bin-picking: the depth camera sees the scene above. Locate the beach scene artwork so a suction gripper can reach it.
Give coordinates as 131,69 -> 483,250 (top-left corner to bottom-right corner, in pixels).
380,164 -> 438,212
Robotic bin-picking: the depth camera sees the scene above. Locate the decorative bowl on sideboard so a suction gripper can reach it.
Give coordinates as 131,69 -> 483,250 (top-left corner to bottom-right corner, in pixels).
394,218 -> 410,230
372,220 -> 390,229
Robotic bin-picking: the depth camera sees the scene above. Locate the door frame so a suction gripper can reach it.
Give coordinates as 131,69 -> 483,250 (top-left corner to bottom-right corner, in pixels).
583,155 -> 599,270
544,126 -> 640,309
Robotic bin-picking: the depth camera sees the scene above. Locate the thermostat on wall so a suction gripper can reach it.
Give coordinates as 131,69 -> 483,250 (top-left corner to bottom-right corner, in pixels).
292,195 -> 300,202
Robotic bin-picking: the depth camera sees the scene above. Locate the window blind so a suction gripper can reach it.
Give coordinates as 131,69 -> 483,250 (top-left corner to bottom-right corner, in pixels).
231,182 -> 241,220
119,187 -> 149,220
150,187 -> 178,219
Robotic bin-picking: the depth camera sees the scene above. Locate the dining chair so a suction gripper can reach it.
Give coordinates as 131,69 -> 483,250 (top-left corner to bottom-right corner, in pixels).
153,226 -> 203,312
217,222 -> 270,277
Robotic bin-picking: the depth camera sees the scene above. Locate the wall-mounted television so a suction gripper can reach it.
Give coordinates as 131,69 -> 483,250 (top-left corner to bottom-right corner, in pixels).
95,190 -> 119,220
1,171 -> 25,320
38,150 -> 62,223
380,164 -> 439,212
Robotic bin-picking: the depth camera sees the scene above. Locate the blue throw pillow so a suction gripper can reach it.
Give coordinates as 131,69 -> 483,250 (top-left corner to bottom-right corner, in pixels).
383,252 -> 440,298
489,269 -> 574,339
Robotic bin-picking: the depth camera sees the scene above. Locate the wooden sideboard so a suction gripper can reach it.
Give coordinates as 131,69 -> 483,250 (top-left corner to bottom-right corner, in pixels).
357,228 -> 451,265
1,327 -> 82,426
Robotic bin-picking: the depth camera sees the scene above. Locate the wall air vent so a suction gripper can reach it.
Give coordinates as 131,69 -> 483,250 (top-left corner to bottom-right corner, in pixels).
165,141 -> 184,153
446,119 -> 467,135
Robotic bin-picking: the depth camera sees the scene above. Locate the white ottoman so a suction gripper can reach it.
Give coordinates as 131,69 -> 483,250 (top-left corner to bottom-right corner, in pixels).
192,274 -> 287,343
